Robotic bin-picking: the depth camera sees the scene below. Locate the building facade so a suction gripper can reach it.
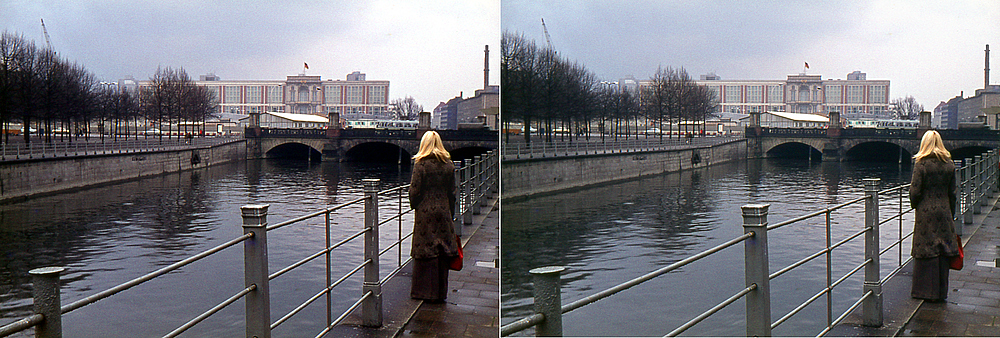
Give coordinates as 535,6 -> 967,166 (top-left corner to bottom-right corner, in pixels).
634,71 -> 891,120
134,72 -> 390,120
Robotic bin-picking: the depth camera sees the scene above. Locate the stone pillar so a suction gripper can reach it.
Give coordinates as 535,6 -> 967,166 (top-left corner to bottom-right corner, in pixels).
418,112 -> 431,130
827,111 -> 842,138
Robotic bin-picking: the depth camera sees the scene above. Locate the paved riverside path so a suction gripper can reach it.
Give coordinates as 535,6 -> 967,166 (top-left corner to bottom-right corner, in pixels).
330,197 -> 499,338
897,197 -> 1000,336
830,194 -> 1000,337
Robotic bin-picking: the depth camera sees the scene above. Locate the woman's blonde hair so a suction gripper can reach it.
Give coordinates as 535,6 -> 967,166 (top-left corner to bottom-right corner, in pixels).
913,130 -> 951,163
413,131 -> 451,163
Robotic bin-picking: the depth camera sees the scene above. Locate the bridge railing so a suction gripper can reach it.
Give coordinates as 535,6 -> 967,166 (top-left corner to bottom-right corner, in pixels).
501,136 -> 744,160
502,149 -> 1000,337
0,136 -> 242,161
0,151 -> 499,338
454,150 -> 500,234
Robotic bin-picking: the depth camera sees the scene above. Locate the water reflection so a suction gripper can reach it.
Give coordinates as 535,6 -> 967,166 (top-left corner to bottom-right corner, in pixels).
502,158 -> 913,336
0,159 -> 412,336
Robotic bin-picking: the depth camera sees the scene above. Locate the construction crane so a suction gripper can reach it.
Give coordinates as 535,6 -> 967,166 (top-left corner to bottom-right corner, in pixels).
40,18 -> 53,51
541,18 -> 554,51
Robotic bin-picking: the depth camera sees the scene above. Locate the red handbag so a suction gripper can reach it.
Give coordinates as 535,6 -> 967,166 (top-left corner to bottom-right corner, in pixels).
950,235 -> 964,270
449,235 -> 463,271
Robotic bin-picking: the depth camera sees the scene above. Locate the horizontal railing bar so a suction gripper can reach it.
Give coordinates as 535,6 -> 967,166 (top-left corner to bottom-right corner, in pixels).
0,314 -> 44,336
314,291 -> 373,338
378,230 -> 414,258
773,284 -> 831,330
774,257 -> 871,333
269,228 -> 367,281
561,232 -> 753,314
501,313 -> 547,336
162,285 -> 255,338
878,184 -> 911,195
379,184 -> 410,195
879,232 -> 914,257
273,259 -> 370,330
771,225 -> 869,280
62,233 -> 252,313
880,256 -> 915,285
266,197 -> 368,231
768,195 -> 868,231
665,284 -> 756,337
380,257 -> 414,285
377,209 -> 414,226
818,290 -> 873,337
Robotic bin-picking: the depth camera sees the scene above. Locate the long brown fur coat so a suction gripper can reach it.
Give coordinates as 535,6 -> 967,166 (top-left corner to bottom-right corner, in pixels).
409,158 -> 458,259
909,157 -> 960,259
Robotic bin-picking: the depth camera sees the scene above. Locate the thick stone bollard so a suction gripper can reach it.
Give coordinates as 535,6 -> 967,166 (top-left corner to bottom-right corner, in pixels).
531,266 -> 565,337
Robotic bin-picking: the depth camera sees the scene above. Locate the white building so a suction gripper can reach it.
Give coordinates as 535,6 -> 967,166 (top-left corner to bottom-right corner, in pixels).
634,71 -> 891,120
240,111 -> 329,129
739,111 -> 830,128
134,72 -> 390,120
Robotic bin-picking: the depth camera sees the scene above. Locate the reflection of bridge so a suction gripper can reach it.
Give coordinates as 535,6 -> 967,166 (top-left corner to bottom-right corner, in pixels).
748,127 -> 1000,162
245,128 -> 498,161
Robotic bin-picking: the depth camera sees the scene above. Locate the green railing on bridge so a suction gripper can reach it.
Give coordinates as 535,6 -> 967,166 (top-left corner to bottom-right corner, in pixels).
749,127 -> 1000,140
246,127 -> 498,141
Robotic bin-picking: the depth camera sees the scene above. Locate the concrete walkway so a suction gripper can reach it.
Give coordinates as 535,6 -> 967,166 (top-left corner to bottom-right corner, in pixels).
828,192 -> 1000,337
898,198 -> 1000,336
330,198 -> 499,338
397,201 -> 500,337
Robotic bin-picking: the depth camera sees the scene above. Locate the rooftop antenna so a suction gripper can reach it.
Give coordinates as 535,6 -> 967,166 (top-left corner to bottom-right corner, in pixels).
541,18 -> 554,51
40,18 -> 53,51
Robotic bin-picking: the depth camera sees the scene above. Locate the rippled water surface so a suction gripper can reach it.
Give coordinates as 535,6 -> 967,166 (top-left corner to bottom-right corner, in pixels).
0,159 -> 413,337
502,158 -> 915,337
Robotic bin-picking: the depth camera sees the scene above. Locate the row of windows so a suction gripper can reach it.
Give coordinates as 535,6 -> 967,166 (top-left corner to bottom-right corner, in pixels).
707,84 -> 887,105
208,84 -> 387,105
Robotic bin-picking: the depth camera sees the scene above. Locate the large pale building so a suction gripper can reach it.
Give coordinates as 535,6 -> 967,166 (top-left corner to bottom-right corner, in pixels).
135,71 -> 390,120
635,71 -> 891,120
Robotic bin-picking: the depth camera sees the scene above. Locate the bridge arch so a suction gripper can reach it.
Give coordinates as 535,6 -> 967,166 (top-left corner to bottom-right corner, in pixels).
764,141 -> 822,160
259,138 -> 327,161
342,141 -> 414,162
842,141 -> 914,162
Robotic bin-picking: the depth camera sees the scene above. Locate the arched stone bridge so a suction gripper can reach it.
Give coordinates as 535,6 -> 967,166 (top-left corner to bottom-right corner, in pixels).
245,128 -> 498,161
748,128 -> 1000,162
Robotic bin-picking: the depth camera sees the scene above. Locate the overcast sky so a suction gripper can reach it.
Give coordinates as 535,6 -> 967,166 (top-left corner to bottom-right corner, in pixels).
1,0 -> 499,109
503,0 -> 1000,109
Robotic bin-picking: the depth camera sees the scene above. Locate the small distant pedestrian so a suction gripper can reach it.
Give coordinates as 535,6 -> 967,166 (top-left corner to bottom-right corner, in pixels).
909,130 -> 959,302
409,131 -> 459,302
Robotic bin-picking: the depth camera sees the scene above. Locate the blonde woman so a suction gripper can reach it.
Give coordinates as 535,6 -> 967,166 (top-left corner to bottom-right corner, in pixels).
909,130 -> 959,302
408,131 -> 458,302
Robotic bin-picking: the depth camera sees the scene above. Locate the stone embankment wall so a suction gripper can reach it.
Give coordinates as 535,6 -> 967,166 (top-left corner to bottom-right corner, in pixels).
502,139 -> 747,200
1,140 -> 246,202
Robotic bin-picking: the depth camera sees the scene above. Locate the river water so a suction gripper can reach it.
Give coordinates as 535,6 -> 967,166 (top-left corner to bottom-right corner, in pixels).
502,158 -> 917,337
0,159 -> 414,337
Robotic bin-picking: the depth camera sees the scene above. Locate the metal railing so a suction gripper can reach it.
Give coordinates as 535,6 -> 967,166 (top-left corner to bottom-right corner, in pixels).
454,150 -> 500,235
0,136 -> 243,161
0,151 -> 499,338
501,136 -> 744,160
502,149 -> 999,337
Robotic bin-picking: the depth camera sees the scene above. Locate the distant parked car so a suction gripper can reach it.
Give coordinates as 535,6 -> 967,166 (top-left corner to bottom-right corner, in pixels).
144,128 -> 162,135
644,128 -> 663,135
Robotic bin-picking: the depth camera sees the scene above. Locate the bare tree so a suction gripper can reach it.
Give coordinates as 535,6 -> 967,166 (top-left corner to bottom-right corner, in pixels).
890,96 -> 923,120
389,96 -> 422,120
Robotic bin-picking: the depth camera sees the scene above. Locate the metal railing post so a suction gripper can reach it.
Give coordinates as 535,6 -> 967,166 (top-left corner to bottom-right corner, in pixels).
476,155 -> 487,211
453,160 -> 463,237
964,162 -> 973,224
741,204 -> 771,337
954,160 -> 964,235
463,160 -> 473,225
977,155 -> 987,208
362,178 -> 383,327
241,204 -> 271,338
30,267 -> 65,338
531,266 -> 565,337
863,178 -> 883,327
